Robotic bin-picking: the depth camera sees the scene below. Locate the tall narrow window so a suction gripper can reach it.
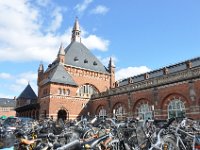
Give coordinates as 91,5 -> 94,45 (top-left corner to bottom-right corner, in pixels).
66,89 -> 70,95
58,88 -> 62,95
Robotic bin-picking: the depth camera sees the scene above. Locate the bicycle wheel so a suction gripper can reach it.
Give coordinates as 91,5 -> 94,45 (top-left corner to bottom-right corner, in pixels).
82,128 -> 95,140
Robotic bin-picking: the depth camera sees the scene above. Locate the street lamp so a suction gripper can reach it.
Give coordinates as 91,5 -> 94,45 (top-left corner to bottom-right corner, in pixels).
151,105 -> 155,120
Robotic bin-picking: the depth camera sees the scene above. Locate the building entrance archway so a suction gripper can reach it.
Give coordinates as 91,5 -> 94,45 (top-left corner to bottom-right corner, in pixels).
57,109 -> 69,121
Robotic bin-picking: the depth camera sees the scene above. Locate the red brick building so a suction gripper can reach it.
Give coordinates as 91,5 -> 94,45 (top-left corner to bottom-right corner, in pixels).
17,19 -> 200,121
37,19 -> 115,120
0,98 -> 16,118
90,59 -> 200,120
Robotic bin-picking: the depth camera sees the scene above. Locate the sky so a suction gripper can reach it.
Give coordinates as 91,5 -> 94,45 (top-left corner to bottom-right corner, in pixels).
0,0 -> 200,99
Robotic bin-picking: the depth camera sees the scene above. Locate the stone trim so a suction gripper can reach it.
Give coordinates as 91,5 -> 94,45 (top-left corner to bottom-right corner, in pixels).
92,67 -> 200,99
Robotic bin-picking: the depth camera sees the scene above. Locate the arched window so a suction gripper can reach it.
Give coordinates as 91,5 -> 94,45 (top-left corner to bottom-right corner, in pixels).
63,89 -> 66,95
99,107 -> 107,117
114,104 -> 126,117
66,89 -> 70,95
138,104 -> 152,120
77,84 -> 98,98
168,100 -> 185,118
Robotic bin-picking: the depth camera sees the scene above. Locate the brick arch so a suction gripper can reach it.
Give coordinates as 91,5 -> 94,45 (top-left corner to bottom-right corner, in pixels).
112,102 -> 126,110
78,83 -> 100,93
132,98 -> 151,112
56,106 -> 69,121
55,106 -> 69,113
95,105 -> 107,116
160,93 -> 189,110
112,102 -> 127,115
95,105 -> 106,114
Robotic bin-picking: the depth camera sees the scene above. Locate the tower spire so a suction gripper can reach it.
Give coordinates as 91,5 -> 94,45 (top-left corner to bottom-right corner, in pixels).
108,57 -> 115,88
57,43 -> 65,63
38,61 -> 44,72
71,17 -> 81,42
57,42 -> 65,56
108,57 -> 115,68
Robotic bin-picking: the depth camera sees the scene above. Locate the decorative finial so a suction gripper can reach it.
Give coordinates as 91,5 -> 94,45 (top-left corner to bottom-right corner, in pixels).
38,61 -> 44,72
71,17 -> 81,42
58,42 -> 65,55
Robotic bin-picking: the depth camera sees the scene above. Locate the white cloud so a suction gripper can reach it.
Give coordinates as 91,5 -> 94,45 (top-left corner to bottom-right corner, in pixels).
9,71 -> 37,93
0,0 -> 109,63
90,5 -> 109,15
47,7 -> 63,32
74,0 -> 93,14
0,71 -> 37,98
115,66 -> 151,81
82,35 -> 109,51
18,72 -> 37,83
0,93 -> 14,99
0,73 -> 12,79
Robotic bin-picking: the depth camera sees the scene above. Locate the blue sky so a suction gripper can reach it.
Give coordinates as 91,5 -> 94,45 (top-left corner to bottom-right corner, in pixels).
0,0 -> 200,98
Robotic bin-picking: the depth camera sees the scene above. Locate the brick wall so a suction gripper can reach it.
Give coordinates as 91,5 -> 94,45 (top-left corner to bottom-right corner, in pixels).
38,65 -> 112,120
90,79 -> 200,120
0,107 -> 16,117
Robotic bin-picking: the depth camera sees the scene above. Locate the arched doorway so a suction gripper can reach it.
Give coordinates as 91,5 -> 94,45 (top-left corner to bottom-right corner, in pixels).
57,109 -> 68,121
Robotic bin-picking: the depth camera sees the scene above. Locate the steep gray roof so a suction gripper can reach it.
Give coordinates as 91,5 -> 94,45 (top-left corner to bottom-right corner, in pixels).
0,98 -> 16,107
18,84 -> 37,100
64,41 -> 109,74
42,63 -> 78,86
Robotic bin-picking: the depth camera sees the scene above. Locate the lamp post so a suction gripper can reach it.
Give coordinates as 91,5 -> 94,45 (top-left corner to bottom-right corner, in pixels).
152,105 -> 155,120
113,109 -> 115,118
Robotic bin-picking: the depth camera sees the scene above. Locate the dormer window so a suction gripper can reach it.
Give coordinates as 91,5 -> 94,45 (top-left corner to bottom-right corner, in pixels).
84,59 -> 88,63
93,61 -> 97,66
48,64 -> 52,68
74,57 -> 79,62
